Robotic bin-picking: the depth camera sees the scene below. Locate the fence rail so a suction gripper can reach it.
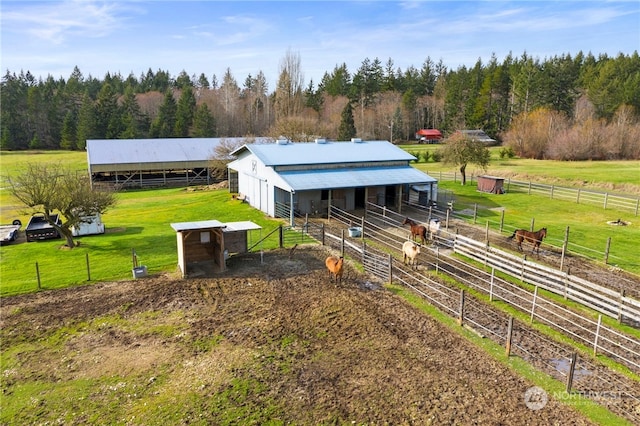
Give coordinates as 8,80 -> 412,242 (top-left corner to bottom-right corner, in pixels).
328,204 -> 640,374
453,234 -> 640,323
319,216 -> 640,423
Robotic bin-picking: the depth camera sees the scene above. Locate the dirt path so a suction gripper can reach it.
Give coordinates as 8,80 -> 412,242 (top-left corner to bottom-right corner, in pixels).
1,247 -> 601,424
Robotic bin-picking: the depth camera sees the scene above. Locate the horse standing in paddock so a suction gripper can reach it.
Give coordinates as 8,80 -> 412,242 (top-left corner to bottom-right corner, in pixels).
325,255 -> 344,284
402,241 -> 421,269
402,217 -> 428,246
507,228 -> 547,254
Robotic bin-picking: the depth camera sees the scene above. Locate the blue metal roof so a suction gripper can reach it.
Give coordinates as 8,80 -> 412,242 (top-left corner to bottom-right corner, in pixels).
234,140 -> 416,166
279,166 -> 436,191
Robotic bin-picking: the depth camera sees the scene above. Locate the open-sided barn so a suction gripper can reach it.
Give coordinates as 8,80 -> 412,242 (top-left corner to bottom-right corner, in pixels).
227,139 -> 438,224
86,137 -> 270,189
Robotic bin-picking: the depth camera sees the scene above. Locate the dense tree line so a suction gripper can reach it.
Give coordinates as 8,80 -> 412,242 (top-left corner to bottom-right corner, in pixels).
2,50 -> 639,159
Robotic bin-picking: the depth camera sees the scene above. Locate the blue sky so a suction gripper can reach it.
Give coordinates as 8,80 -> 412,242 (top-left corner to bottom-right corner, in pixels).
2,1 -> 638,89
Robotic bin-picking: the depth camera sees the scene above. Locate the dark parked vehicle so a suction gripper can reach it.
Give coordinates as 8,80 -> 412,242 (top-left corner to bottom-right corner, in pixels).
26,214 -> 61,242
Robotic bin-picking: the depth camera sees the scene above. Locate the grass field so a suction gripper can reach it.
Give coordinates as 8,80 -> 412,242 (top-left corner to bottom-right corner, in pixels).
1,149 -> 639,295
403,144 -> 640,196
0,186 -> 288,296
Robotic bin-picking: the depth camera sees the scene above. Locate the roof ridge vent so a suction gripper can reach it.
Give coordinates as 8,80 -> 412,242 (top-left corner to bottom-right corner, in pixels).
351,138 -> 363,143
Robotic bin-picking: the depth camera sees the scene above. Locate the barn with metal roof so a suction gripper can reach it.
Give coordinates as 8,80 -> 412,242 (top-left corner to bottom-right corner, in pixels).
86,137 -> 270,189
227,138 -> 438,224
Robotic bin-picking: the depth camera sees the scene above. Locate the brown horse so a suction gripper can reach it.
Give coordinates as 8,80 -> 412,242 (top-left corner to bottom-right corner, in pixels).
507,228 -> 547,254
402,217 -> 428,245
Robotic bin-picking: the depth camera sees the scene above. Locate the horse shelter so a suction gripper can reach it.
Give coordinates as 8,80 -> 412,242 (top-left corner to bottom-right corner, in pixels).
170,220 -> 261,277
227,139 -> 438,226
477,175 -> 505,194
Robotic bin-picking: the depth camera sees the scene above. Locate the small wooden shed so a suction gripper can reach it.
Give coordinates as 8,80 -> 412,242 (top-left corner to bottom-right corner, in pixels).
477,175 -> 505,194
170,220 -> 261,277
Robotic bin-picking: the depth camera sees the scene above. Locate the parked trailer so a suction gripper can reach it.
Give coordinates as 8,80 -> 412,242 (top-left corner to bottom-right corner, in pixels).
26,214 -> 61,242
0,219 -> 22,245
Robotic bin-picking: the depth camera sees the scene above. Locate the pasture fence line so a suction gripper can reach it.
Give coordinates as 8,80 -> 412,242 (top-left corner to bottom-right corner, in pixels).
327,205 -> 640,374
453,234 -> 640,324
425,170 -> 639,216
319,220 -> 640,423
401,198 -> 638,281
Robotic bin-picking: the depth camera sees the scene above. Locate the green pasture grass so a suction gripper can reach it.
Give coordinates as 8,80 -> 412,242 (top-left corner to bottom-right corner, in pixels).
433,180 -> 640,275
387,283 -> 633,426
0,187 -> 287,296
402,144 -> 640,195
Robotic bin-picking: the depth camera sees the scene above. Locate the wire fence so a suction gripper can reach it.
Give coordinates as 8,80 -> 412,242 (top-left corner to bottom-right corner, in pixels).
315,206 -> 640,424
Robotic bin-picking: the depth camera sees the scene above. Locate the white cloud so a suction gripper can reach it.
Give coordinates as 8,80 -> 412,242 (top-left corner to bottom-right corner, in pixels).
3,0 -> 135,44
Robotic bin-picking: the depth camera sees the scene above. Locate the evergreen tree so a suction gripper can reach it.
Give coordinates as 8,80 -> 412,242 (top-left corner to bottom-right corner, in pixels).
192,103 -> 216,137
175,87 -> 196,137
76,92 -> 96,149
150,90 -> 177,138
338,102 -> 357,140
60,111 -> 76,149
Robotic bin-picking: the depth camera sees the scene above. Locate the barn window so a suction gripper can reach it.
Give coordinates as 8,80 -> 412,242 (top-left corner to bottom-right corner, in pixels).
200,231 -> 210,243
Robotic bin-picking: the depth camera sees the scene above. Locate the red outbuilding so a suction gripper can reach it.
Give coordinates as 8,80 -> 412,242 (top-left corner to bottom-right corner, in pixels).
415,129 -> 443,144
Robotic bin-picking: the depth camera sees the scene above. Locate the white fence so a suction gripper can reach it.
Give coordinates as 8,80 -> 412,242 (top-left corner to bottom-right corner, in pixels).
454,234 -> 640,324
425,171 -> 640,216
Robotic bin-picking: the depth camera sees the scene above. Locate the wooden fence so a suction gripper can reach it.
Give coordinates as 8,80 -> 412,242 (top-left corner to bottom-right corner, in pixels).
453,234 -> 640,324
327,205 -> 640,374
425,171 -> 640,216
318,217 -> 640,423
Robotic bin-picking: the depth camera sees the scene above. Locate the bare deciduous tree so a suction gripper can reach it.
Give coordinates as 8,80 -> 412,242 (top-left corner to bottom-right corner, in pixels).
7,164 -> 116,248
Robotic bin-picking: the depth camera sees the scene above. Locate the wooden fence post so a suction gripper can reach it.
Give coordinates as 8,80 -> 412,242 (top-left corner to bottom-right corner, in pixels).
576,188 -> 581,204
489,267 -> 495,302
618,289 -> 626,324
560,226 -> 569,271
505,316 -> 514,356
500,209 -> 505,233
445,209 -> 450,230
473,203 -> 478,224
530,286 -> 538,324
36,262 -> 41,290
485,221 -> 490,247
279,225 -> 284,248
435,246 -> 440,274
361,216 -> 365,241
604,237 -> 611,264
593,314 -> 602,356
530,217 -> 535,232
603,193 -> 608,210
388,253 -> 393,285
86,253 -> 91,281
341,229 -> 345,257
458,290 -> 465,326
321,224 -> 325,245
566,352 -> 578,393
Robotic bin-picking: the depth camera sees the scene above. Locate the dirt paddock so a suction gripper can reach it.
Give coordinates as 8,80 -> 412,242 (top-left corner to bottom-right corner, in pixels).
1,246 -> 599,424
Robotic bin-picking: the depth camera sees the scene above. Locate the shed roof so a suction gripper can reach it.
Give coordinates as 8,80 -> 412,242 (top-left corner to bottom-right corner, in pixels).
87,137 -> 272,166
278,166 -> 436,191
170,220 -> 261,232
230,140 -> 415,166
416,129 -> 443,138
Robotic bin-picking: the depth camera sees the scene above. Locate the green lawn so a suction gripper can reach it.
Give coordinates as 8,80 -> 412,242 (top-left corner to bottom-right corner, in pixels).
1,149 -> 638,294
0,187 -> 287,296
403,144 -> 640,196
